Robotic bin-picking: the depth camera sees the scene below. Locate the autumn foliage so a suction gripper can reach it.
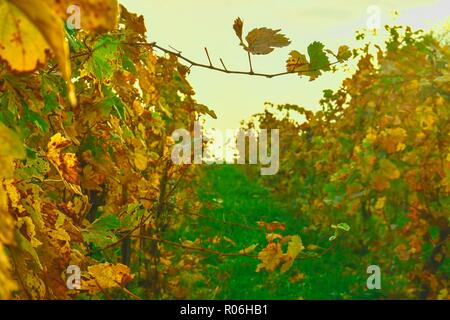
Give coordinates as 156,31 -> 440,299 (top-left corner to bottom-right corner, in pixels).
246,26 -> 449,299
0,1 -> 205,299
0,1 -> 448,300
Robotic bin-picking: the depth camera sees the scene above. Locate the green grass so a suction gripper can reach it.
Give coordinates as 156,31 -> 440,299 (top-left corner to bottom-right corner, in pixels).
169,165 -> 381,299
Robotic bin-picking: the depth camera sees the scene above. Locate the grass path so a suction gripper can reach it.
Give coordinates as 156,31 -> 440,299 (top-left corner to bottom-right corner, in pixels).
170,165 -> 379,299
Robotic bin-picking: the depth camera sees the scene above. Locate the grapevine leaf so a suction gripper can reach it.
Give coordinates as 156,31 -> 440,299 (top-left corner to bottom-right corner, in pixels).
280,235 -> 304,273
83,214 -> 120,248
286,50 -> 309,73
256,242 -> 283,272
83,35 -> 121,81
245,28 -> 291,55
47,133 -> 82,194
337,45 -> 352,61
82,263 -> 133,293
0,0 -> 74,104
308,41 -> 330,70
305,41 -> 331,80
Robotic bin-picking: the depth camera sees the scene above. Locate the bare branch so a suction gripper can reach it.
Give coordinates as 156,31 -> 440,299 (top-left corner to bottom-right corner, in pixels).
126,42 -> 340,79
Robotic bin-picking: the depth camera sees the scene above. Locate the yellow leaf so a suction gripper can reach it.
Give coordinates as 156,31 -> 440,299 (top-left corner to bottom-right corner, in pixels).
0,0 -> 75,105
416,106 -> 436,130
24,271 -> 46,299
4,180 -> 20,208
48,133 -> 71,152
47,133 -> 82,194
17,216 -> 42,248
437,288 -> 449,300
435,96 -> 445,107
286,235 -> 304,258
379,159 -> 400,180
0,181 -> 17,299
83,263 -> 133,293
265,233 -> 283,242
337,45 -> 352,61
375,197 -> 386,210
0,244 -> 16,299
134,151 -> 148,171
256,242 -> 283,272
0,184 -> 13,244
380,127 -> 407,154
46,226 -> 71,258
306,244 -> 320,251
364,127 -> 378,145
280,235 -> 304,274
286,50 -> 309,73
61,153 -> 81,185
223,236 -> 236,246
0,123 -> 25,178
239,244 -> 258,255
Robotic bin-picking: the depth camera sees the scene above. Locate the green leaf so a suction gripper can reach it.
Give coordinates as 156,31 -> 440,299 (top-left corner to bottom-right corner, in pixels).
84,35 -> 121,81
337,45 -> 352,61
122,54 -> 137,74
428,226 -> 440,240
93,214 -> 121,230
23,103 -> 49,132
307,41 -> 331,72
82,214 -> 121,247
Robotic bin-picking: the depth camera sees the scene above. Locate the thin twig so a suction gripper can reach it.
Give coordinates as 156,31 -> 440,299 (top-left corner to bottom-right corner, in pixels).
247,52 -> 253,74
47,51 -> 91,74
134,235 -> 257,258
204,47 -> 213,67
168,45 -> 182,54
127,42 -> 340,79
89,206 -> 151,254
133,235 -> 335,261
115,281 -> 143,300
220,58 -> 228,71
94,278 -> 113,300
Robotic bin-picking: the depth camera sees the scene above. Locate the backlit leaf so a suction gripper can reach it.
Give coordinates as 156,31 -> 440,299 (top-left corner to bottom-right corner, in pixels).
245,27 -> 290,55
0,0 -> 74,105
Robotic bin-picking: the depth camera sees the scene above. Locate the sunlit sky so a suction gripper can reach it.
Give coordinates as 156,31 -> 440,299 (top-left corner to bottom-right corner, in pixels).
121,0 -> 449,131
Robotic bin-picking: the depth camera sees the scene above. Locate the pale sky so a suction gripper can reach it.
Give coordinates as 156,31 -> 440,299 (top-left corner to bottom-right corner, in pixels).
121,0 -> 449,131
